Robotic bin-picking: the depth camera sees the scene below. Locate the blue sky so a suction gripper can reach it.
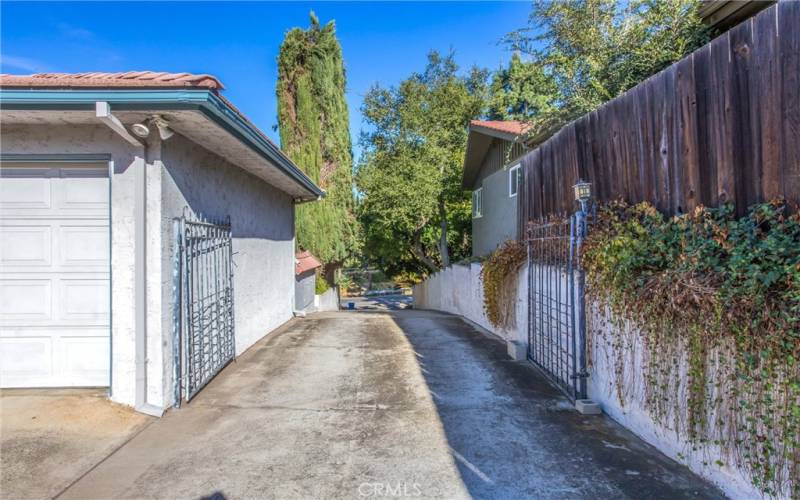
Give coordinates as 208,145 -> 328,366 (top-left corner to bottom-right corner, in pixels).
1,1 -> 530,160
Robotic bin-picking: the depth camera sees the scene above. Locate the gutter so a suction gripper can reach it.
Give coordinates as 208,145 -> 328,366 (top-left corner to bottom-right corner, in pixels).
0,88 -> 323,200
200,93 -> 325,199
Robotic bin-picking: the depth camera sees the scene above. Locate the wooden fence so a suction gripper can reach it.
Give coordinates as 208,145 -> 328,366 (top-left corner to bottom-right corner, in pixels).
519,1 -> 799,228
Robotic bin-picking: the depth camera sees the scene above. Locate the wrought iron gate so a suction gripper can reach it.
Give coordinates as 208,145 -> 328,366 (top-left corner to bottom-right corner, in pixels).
526,209 -> 589,401
172,210 -> 235,404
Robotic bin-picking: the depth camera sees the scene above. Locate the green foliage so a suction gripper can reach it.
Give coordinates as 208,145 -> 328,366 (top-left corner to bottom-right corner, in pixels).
500,0 -> 710,134
481,240 -> 527,329
356,51 -> 487,277
488,53 -> 558,122
277,12 -> 359,271
583,200 -> 800,497
315,275 -> 330,295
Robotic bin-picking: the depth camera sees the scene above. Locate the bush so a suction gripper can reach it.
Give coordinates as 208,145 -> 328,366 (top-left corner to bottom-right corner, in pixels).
315,276 -> 330,295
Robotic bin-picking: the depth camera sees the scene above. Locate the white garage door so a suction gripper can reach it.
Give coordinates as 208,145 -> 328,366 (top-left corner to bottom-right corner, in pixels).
0,164 -> 110,387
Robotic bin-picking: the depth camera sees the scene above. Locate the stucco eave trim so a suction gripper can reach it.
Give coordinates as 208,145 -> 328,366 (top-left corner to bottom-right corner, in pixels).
0,89 -> 323,200
199,93 -> 323,200
0,153 -> 112,163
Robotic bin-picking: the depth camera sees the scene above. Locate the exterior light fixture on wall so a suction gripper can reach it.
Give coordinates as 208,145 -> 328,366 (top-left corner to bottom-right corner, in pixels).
130,123 -> 151,138
573,179 -> 591,203
131,116 -> 174,141
151,116 -> 174,140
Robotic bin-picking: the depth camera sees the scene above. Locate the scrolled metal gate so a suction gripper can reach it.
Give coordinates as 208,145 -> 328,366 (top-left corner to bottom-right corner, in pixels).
172,210 -> 235,404
526,209 -> 589,401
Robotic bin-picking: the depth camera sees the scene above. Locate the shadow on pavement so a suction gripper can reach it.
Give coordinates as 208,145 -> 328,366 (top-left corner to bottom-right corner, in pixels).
385,309 -> 725,499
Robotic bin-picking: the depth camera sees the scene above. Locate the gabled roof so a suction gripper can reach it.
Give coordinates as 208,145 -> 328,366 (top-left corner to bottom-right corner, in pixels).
462,120 -> 530,190
295,251 -> 322,275
0,71 -> 323,201
0,71 -> 224,90
469,120 -> 530,137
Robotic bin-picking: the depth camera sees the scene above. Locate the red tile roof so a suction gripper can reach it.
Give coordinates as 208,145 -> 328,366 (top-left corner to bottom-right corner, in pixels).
470,120 -> 530,136
0,71 -> 224,90
295,251 -> 322,276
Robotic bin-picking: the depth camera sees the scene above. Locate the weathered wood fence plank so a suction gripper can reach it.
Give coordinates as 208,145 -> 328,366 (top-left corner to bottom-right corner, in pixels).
519,3 -> 799,223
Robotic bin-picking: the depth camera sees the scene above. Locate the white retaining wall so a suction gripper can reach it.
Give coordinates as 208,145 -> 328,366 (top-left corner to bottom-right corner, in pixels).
414,261 -> 758,499
587,304 -> 760,499
413,262 -> 527,345
315,287 -> 340,312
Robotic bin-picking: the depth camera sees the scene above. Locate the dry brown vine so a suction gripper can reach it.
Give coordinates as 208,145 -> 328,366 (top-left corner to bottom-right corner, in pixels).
481,240 -> 527,329
582,200 -> 799,498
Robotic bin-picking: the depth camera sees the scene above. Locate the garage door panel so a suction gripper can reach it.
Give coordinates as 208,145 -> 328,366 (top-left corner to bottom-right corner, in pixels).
59,225 -> 109,268
0,279 -> 52,321
61,336 -> 109,386
0,225 -> 52,267
58,169 -> 108,213
59,279 -> 109,322
0,163 -> 109,388
0,170 -> 51,210
0,336 -> 52,385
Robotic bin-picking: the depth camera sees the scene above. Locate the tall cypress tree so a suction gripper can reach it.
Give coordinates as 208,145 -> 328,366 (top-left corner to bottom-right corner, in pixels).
277,12 -> 357,281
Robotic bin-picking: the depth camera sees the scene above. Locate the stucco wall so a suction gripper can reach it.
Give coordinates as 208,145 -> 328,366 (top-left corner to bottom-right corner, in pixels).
160,133 -> 295,401
1,124 -> 141,406
2,125 -> 299,411
472,166 -> 518,257
413,262 -> 527,345
295,271 -> 315,312
587,303 -> 758,499
315,287 -> 340,312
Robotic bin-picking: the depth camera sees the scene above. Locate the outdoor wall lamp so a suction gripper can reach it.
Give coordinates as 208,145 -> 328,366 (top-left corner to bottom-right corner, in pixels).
151,115 -> 175,141
573,179 -> 592,203
131,123 -> 151,138
131,116 -> 174,140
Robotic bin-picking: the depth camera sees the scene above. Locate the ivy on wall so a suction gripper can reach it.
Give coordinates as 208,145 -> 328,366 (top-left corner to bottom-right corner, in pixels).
582,200 -> 799,497
481,240 -> 527,329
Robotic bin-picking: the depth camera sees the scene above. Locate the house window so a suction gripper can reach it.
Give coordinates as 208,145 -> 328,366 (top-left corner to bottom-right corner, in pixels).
472,188 -> 482,218
509,163 -> 521,197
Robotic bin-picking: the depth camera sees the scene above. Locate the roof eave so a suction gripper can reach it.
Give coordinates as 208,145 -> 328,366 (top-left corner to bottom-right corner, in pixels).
0,88 -> 323,200
468,123 -> 521,142
461,124 -> 523,190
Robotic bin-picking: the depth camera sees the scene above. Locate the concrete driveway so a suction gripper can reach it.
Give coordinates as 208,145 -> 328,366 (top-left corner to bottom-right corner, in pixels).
48,310 -> 720,499
0,388 -> 152,499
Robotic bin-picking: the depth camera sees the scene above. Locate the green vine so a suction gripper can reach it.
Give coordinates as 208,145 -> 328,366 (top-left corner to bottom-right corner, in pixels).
582,200 -> 800,497
481,240 -> 527,329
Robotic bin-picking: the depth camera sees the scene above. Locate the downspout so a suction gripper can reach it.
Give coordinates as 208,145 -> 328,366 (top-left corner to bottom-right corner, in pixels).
96,102 -> 164,417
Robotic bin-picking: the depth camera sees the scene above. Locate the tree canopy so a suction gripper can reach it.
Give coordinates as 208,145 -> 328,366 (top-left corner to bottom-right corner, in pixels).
501,0 -> 709,133
277,12 -> 358,278
279,2 -> 711,282
356,52 -> 487,277
488,52 -> 557,122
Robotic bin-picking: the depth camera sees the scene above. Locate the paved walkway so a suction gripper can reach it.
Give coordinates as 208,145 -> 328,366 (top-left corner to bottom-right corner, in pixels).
58,310 -> 722,499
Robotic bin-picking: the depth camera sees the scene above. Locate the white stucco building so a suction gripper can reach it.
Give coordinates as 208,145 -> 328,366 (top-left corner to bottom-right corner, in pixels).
0,71 -> 322,415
